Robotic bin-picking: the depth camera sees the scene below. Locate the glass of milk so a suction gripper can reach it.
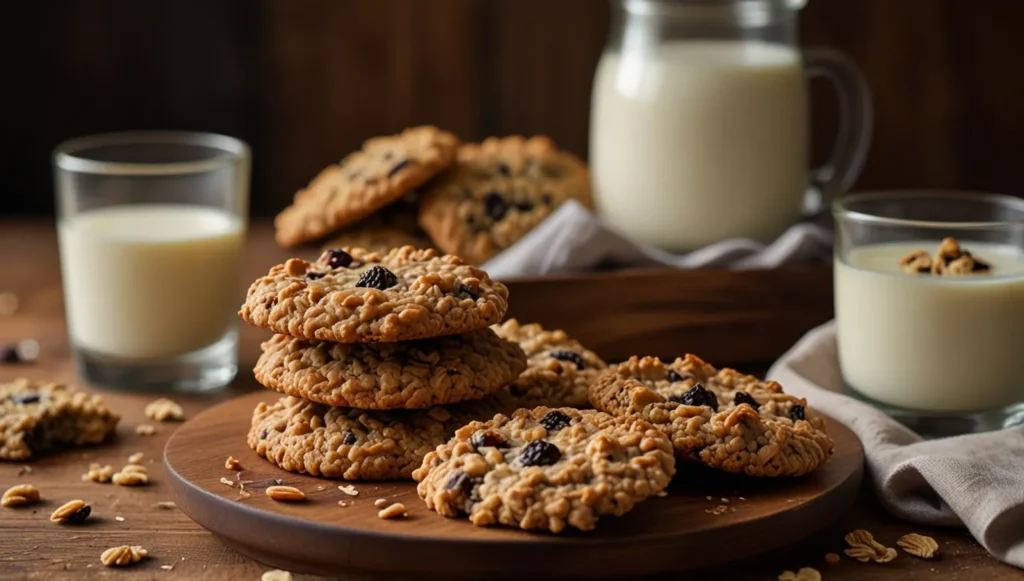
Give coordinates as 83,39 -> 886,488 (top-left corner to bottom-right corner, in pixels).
591,0 -> 873,252
54,131 -> 250,392
834,191 -> 1024,435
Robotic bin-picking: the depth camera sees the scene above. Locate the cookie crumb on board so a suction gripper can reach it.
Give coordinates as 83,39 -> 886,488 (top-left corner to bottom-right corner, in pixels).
262,570 -> 293,581
100,545 -> 147,567
374,498 -> 389,508
112,464 -> 148,486
82,463 -> 114,483
338,484 -> 358,496
824,552 -> 841,564
224,456 -> 242,470
1,484 -> 40,507
266,486 -> 305,502
160,564 -> 175,571
144,397 -> 184,421
127,452 -> 144,465
136,424 -> 157,436
897,533 -> 939,559
778,567 -> 821,581
219,477 -> 235,487
50,499 -> 91,523
378,502 -> 408,520
337,500 -> 350,508
152,501 -> 177,510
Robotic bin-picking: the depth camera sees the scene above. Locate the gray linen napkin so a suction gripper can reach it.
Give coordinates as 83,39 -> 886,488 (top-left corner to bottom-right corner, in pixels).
768,321 -> 1024,568
481,201 -> 833,278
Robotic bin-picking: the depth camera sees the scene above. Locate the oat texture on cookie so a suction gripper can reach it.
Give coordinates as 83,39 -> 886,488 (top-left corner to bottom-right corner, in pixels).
418,135 -> 591,265
274,126 -> 460,248
253,328 -> 526,409
0,378 -> 120,460
239,246 -> 508,343
588,354 -> 833,477
491,318 -> 606,408
414,406 -> 675,533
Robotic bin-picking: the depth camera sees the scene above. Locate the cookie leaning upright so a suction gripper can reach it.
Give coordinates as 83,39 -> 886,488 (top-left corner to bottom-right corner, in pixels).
418,135 -> 591,265
239,246 -> 509,343
589,354 -> 834,478
274,126 -> 460,248
413,407 -> 675,533
491,318 -> 607,408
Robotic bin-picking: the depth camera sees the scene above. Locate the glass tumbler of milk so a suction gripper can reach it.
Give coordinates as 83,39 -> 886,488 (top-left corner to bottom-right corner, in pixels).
591,0 -> 873,252
834,191 -> 1024,435
54,132 -> 250,392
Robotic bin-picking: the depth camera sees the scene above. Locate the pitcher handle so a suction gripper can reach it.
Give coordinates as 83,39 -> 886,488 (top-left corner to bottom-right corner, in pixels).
803,47 -> 873,214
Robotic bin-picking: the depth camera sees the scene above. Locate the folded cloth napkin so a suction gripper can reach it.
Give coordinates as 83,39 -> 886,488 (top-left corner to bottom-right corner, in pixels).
481,201 -> 833,279
768,322 -> 1024,568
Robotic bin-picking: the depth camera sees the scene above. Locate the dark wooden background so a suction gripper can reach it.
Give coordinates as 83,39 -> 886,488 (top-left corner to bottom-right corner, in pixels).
3,0 -> 1024,217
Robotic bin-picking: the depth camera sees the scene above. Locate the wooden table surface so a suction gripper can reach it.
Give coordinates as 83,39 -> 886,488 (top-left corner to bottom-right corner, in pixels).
0,219 -> 1019,581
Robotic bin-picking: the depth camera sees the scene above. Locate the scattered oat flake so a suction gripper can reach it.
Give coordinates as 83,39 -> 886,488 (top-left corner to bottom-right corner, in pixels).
897,533 -> 939,559
128,452 -> 144,465
2,484 -> 40,507
738,496 -> 746,500
50,499 -> 90,523
224,456 -> 242,471
378,502 -> 408,520
374,498 -> 389,508
161,564 -> 175,571
16,465 -> 31,477
778,567 -> 821,581
112,464 -> 148,486
266,485 -> 305,502
82,463 -> 114,483
728,507 -> 736,513
153,501 -> 177,510
706,495 -> 713,501
136,424 -> 157,436
262,570 -> 293,581
825,552 -> 841,564
337,500 -> 349,507
338,484 -> 358,496
145,397 -> 184,422
721,497 -> 730,503
656,491 -> 668,497
100,545 -> 147,567
219,477 -> 236,487
115,516 -> 125,522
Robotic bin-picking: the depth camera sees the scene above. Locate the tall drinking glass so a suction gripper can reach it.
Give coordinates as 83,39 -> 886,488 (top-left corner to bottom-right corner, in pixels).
54,131 -> 250,392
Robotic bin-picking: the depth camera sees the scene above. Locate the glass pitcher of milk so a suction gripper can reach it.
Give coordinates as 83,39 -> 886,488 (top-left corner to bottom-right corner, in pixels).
590,0 -> 872,251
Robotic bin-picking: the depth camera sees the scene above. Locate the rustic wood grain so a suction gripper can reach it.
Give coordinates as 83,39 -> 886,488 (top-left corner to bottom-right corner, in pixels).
163,390 -> 863,579
0,220 -> 1021,580
5,1 -> 1024,217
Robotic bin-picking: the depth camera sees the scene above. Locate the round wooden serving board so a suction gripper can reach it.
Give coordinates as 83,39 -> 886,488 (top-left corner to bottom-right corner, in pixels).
164,390 -> 864,580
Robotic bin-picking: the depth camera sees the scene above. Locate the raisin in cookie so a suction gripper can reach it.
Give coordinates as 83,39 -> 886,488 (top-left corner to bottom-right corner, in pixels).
275,126 -> 460,248
491,319 -> 606,408
239,246 -> 508,343
589,355 -> 833,478
1,378 -> 120,460
254,328 -> 527,409
418,136 -> 591,264
413,407 -> 674,533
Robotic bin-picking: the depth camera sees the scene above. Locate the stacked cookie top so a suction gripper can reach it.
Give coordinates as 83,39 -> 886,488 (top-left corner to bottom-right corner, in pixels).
273,126 -> 591,264
240,246 -> 527,409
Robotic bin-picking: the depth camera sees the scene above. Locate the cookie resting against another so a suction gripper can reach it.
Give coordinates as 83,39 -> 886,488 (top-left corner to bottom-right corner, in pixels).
274,126 -> 460,248
253,328 -> 527,409
588,354 -> 833,477
0,378 -> 120,461
490,318 -> 607,409
239,246 -> 508,343
418,135 -> 591,265
321,194 -> 434,255
413,407 -> 675,533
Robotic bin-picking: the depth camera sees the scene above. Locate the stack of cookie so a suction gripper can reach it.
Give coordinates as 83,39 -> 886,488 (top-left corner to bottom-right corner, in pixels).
238,246 -> 609,481
272,126 -> 591,265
